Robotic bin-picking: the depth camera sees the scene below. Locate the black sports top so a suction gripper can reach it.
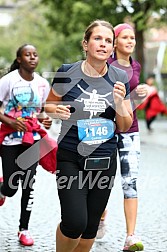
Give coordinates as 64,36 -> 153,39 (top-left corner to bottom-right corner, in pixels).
52,61 -> 130,157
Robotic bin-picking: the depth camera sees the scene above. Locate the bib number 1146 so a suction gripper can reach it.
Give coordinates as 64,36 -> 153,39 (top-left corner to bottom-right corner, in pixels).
77,118 -> 115,145
84,126 -> 108,137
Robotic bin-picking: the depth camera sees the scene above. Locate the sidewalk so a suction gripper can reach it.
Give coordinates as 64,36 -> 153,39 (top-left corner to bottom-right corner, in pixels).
92,118 -> 167,251
0,119 -> 167,252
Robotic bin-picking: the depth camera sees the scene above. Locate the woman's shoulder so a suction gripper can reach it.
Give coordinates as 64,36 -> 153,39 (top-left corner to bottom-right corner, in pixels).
0,70 -> 19,84
58,61 -> 82,73
131,58 -> 141,71
108,54 -> 141,72
0,69 -> 18,79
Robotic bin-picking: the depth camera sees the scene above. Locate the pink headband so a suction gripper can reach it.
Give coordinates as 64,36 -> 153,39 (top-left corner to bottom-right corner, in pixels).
114,23 -> 134,37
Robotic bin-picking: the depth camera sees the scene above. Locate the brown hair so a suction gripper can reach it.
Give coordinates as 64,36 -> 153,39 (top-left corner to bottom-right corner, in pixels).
83,20 -> 115,45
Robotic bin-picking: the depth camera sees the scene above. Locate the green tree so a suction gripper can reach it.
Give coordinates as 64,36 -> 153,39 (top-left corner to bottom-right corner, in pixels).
0,0 -> 62,74
41,0 -> 167,77
0,0 -> 166,76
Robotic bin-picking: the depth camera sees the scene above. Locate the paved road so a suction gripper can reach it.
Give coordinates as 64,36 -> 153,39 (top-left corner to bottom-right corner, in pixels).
0,119 -> 167,252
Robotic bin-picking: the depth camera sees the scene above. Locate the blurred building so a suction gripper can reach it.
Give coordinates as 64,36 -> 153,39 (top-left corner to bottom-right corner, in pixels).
145,27 -> 167,101
0,0 -> 27,26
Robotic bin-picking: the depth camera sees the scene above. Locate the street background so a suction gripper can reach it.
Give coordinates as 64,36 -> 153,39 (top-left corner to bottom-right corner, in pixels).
0,118 -> 167,252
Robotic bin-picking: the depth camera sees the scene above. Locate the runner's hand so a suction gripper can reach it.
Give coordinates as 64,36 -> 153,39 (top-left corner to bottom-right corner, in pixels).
113,81 -> 126,105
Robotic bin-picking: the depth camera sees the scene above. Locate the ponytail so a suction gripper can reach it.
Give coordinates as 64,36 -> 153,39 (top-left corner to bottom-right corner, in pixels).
8,44 -> 29,73
8,59 -> 20,72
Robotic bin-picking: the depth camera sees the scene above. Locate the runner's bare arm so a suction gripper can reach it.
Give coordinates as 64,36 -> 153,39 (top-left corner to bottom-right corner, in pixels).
45,88 -> 71,120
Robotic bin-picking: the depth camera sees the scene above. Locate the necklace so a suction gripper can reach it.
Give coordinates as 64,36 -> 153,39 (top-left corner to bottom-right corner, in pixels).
83,60 -> 107,77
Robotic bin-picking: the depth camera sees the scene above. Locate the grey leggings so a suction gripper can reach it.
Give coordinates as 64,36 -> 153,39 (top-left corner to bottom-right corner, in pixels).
117,132 -> 140,199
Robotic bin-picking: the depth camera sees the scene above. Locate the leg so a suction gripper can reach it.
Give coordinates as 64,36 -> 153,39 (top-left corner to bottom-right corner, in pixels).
56,224 -> 80,252
117,132 -> 140,235
73,238 -> 95,252
17,144 -> 38,246
79,151 -> 117,247
96,209 -> 107,239
0,145 -> 20,197
8,144 -> 38,231
146,116 -> 156,130
100,209 -> 107,221
124,198 -> 138,236
0,144 -> 36,246
56,148 -> 117,252
56,225 -> 94,252
56,149 -> 90,252
118,133 -> 143,251
19,159 -> 37,230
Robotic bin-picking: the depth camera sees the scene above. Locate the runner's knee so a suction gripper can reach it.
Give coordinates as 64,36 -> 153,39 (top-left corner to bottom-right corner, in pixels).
60,218 -> 87,239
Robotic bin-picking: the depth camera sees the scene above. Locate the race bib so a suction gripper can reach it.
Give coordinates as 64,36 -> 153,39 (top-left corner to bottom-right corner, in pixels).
77,118 -> 115,145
